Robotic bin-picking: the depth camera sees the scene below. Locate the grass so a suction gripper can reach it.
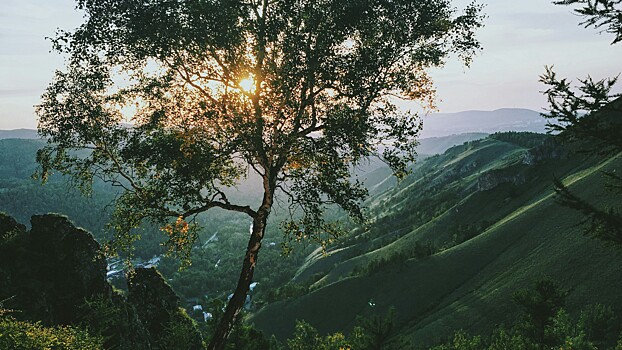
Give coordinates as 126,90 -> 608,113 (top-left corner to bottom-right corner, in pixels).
250,134 -> 622,348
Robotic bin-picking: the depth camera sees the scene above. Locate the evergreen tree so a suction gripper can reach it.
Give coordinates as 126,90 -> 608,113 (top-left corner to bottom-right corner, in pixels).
541,0 -> 622,247
554,0 -> 622,44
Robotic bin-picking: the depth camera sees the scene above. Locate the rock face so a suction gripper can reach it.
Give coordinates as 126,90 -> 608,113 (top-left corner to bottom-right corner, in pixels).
0,213 -> 203,350
522,138 -> 568,165
477,169 -> 526,191
0,213 -> 26,241
128,268 -> 205,350
33,215 -> 111,324
0,213 -> 110,325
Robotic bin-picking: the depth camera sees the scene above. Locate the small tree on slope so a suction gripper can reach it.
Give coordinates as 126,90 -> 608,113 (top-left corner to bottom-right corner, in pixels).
541,0 -> 622,246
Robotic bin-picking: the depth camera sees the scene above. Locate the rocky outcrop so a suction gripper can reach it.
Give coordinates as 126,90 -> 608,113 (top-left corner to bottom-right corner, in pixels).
477,169 -> 525,191
0,213 -> 26,242
0,213 -> 110,325
522,138 -> 568,165
33,215 -> 111,324
0,213 -> 202,350
128,268 -> 204,350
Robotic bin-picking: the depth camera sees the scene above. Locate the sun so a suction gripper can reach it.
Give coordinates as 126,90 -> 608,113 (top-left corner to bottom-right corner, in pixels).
239,77 -> 255,93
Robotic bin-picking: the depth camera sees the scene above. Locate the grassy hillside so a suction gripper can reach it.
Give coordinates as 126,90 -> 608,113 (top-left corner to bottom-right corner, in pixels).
291,133 -> 556,284
250,133 -> 622,347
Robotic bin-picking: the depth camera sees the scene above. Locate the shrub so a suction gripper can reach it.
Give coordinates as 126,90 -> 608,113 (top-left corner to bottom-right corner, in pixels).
0,315 -> 103,350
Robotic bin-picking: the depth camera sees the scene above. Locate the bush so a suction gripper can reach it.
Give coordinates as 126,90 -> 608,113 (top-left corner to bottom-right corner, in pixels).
430,331 -> 483,350
512,278 -> 567,345
578,304 -> 618,348
0,315 -> 103,350
287,321 -> 351,350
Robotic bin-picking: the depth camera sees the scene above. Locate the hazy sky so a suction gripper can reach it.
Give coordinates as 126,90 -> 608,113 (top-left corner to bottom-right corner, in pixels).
1,0 -> 621,130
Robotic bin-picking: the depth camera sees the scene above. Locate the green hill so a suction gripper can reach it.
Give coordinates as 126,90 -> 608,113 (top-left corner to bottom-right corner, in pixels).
4,131 -> 621,348
250,132 -> 622,347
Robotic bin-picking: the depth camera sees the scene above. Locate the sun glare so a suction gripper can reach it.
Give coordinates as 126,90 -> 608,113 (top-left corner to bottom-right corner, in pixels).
239,77 -> 255,93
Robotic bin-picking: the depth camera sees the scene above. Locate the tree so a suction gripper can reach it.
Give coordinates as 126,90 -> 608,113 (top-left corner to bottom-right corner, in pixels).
540,1 -> 622,247
545,0 -> 622,147
552,176 -> 622,244
513,278 -> 567,346
553,0 -> 622,44
539,66 -> 622,155
539,69 -> 622,243
352,307 -> 395,350
36,0 -> 483,348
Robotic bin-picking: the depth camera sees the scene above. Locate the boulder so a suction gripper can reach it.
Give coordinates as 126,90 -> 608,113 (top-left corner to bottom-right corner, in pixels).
128,267 -> 204,350
0,213 -> 203,349
0,212 -> 26,242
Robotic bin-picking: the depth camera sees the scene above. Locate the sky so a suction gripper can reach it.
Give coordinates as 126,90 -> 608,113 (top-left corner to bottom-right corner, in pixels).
1,0 -> 621,130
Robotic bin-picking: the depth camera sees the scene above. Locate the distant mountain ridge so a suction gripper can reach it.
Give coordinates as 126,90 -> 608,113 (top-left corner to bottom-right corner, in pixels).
417,132 -> 489,155
421,108 -> 547,138
0,129 -> 40,139
1,108 -> 546,141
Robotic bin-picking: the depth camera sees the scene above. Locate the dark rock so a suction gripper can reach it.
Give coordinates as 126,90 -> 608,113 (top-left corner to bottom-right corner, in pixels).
0,214 -> 110,325
128,268 -> 180,333
477,169 -> 526,191
0,213 -> 202,349
0,212 -> 26,242
128,267 -> 204,350
28,214 -> 111,324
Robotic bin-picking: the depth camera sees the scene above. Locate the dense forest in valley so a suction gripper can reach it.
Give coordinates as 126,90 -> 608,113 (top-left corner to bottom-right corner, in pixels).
0,136 -> 313,303
0,132 -> 488,306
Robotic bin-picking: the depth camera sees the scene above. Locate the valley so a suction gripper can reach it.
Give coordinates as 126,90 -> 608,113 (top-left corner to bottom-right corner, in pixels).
2,118 -> 621,348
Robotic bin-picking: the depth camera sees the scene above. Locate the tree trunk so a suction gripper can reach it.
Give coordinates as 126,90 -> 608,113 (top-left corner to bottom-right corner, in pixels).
207,192 -> 272,350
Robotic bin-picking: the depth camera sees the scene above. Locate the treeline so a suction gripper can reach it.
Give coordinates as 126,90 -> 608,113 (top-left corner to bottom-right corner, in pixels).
490,131 -> 549,149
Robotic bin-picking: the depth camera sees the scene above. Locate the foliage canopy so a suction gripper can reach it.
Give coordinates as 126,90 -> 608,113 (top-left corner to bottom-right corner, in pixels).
554,0 -> 622,44
37,0 -> 483,348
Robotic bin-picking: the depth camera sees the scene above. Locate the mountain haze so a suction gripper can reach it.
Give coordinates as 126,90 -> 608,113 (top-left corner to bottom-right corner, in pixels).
0,129 -> 40,140
421,108 -> 547,138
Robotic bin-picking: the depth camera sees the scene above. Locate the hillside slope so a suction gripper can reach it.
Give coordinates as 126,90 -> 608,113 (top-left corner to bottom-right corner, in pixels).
250,134 -> 622,347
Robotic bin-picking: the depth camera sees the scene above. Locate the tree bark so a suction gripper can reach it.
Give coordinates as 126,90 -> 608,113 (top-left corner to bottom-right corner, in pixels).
207,186 -> 273,350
